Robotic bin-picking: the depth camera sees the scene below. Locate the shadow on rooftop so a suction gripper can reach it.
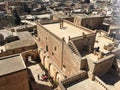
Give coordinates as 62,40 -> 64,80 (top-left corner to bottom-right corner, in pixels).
99,69 -> 120,85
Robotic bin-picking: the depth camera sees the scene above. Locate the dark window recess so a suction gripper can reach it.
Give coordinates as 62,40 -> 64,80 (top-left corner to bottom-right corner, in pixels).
88,38 -> 90,41
39,37 -> 40,41
22,47 -> 25,51
86,24 -> 89,28
54,47 -> 57,51
1,49 -> 3,53
46,45 -> 48,51
46,37 -> 47,40
63,65 -> 66,68
89,26 -> 92,29
13,50 -> 15,53
52,52 -> 54,55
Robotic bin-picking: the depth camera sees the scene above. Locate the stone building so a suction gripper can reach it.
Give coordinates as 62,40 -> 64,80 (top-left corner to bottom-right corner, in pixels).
37,19 -> 95,81
36,18 -> 120,90
0,2 -> 5,11
0,30 -> 38,62
74,15 -> 104,30
108,24 -> 120,40
0,54 -> 29,90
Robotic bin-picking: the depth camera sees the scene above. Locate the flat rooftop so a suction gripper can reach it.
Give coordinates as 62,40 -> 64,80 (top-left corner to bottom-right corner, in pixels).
0,30 -> 13,39
10,25 -> 35,31
86,32 -> 115,61
110,24 -> 120,29
5,38 -> 35,50
75,15 -> 104,19
5,31 -> 36,50
43,21 -> 93,42
95,32 -> 115,54
86,53 -> 99,62
17,31 -> 33,40
53,13 -> 69,18
0,54 -> 26,76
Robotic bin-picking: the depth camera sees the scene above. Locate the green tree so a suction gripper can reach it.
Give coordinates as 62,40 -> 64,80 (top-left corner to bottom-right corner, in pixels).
13,10 -> 21,25
23,3 -> 31,14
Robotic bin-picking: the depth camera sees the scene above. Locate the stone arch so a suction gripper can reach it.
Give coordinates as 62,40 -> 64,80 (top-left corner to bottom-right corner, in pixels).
55,72 -> 64,82
48,63 -> 52,73
38,50 -> 41,55
76,18 -> 79,25
46,45 -> 48,51
78,19 -> 80,25
74,17 -> 76,24
55,72 -> 59,81
49,64 -> 54,77
39,50 -> 44,63
25,54 -> 31,61
43,56 -> 46,66
44,57 -> 49,69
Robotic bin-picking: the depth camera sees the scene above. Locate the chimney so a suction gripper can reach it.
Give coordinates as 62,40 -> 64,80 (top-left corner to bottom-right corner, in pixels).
60,19 -> 63,29
62,37 -> 65,41
68,36 -> 71,40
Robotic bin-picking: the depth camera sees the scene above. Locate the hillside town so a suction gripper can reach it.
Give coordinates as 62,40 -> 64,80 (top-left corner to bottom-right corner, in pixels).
0,0 -> 120,90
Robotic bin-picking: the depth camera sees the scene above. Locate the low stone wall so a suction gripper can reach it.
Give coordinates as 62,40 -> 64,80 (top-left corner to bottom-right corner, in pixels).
94,76 -> 109,90
57,70 -> 87,90
93,54 -> 115,76
0,44 -> 37,57
61,70 -> 87,86
21,49 -> 38,61
57,82 -> 66,90
112,48 -> 120,59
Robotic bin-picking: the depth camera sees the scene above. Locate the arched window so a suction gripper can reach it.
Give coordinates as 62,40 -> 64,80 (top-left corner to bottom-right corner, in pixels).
52,52 -> 54,55
46,45 -> 48,51
54,47 -> 57,51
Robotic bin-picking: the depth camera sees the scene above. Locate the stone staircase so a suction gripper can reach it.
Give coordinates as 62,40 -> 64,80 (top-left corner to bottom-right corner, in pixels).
68,41 -> 80,56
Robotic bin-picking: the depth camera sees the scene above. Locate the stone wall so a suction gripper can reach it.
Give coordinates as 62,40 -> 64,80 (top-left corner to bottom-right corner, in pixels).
74,16 -> 104,30
94,76 -> 109,90
0,70 -> 29,90
39,49 -> 65,81
112,48 -> 120,59
93,54 -> 115,76
60,70 -> 87,90
0,44 -> 37,57
87,54 -> 115,77
37,23 -> 63,69
71,33 -> 96,55
21,49 -> 38,62
65,18 -> 74,22
109,29 -> 120,40
80,57 -> 89,71
62,43 -> 80,76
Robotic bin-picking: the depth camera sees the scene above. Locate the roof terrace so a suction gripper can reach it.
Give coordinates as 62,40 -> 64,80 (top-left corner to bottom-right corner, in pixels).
95,31 -> 115,54
86,31 -> 116,62
0,54 -> 26,76
43,20 -> 95,42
